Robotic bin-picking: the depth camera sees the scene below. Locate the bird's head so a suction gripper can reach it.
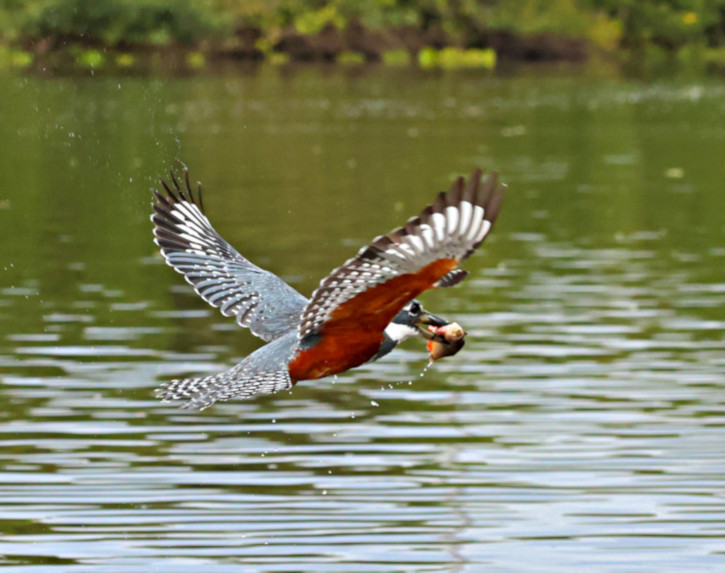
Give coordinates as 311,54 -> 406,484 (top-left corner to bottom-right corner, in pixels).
383,300 -> 447,345
399,299 -> 446,329
374,300 -> 467,362
386,300 -> 467,362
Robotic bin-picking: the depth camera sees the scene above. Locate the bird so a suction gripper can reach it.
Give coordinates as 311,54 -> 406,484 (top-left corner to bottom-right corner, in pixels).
151,168 -> 505,410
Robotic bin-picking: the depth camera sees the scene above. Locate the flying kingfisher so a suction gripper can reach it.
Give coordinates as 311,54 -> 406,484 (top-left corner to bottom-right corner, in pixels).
152,169 -> 505,410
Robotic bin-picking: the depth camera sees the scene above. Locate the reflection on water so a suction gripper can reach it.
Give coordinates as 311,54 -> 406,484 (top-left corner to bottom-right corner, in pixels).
1,65 -> 725,571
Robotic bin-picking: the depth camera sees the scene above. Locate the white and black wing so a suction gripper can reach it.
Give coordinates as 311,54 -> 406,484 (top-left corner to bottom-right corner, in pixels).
297,169 -> 505,340
156,331 -> 298,410
152,172 -> 308,342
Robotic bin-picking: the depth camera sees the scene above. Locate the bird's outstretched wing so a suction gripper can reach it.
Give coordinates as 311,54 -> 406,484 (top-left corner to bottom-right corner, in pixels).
152,172 -> 308,342
298,169 -> 505,340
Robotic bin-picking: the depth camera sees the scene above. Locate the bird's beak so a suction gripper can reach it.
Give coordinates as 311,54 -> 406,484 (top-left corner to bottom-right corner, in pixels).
415,311 -> 450,341
416,310 -> 448,327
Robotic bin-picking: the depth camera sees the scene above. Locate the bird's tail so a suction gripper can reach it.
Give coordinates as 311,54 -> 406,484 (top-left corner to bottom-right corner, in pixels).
155,366 -> 293,411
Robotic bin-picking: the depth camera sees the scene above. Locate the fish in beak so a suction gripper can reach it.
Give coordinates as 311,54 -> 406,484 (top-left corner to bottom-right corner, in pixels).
414,311 -> 467,361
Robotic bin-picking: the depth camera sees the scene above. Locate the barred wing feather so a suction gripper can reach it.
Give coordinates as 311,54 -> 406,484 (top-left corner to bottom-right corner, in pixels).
152,172 -> 308,342
298,169 -> 505,339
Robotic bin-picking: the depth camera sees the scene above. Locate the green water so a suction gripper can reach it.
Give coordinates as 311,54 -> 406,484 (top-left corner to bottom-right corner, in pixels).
1,64 -> 724,572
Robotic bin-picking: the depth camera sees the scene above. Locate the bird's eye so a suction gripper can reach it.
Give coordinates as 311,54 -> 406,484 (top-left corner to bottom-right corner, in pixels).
409,301 -> 421,315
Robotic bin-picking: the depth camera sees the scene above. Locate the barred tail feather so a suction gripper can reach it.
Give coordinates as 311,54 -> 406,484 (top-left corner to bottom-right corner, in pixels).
155,368 -> 293,410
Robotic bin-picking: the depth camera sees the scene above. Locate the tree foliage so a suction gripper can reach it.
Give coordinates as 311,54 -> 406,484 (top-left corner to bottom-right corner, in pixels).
0,0 -> 228,47
1,0 -> 725,56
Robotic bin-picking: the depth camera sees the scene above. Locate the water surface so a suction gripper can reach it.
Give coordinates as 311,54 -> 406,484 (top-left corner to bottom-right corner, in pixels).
1,65 -> 725,572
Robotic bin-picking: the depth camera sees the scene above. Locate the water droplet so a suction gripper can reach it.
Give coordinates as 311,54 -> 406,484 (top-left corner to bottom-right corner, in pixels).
322,490 -> 328,495
370,400 -> 379,407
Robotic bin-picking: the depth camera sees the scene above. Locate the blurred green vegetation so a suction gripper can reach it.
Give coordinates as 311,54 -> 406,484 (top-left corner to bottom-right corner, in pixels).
0,0 -> 227,46
1,0 -> 725,69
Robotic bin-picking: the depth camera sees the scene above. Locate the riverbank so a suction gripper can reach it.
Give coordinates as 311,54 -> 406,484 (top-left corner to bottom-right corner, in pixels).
1,19 -> 591,74
1,1 -> 724,74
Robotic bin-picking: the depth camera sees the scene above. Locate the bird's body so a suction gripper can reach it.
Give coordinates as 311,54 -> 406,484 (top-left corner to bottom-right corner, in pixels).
152,169 -> 505,410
